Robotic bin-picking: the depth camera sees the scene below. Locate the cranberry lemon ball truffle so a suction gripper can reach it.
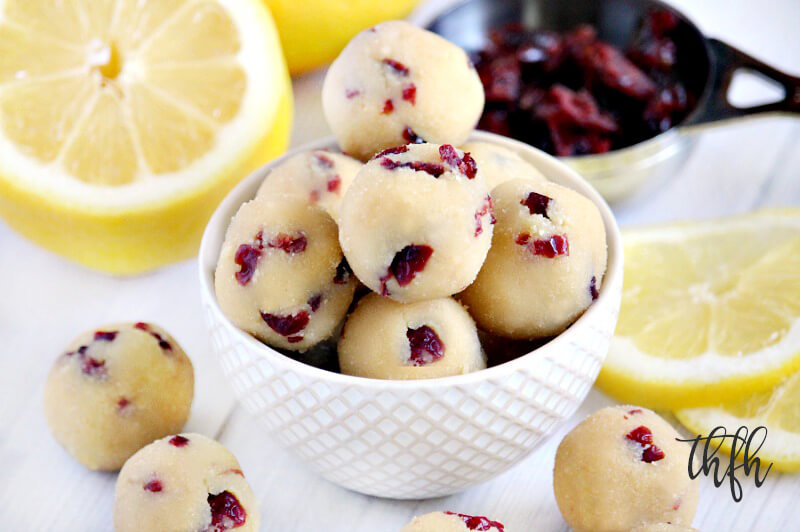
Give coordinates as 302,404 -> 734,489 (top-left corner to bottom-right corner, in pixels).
338,294 -> 485,380
553,406 -> 699,532
402,511 -> 506,532
339,143 -> 493,302
460,179 -> 606,338
114,433 -> 259,532
256,149 -> 362,221
322,20 -> 485,160
43,322 -> 193,471
460,141 -> 547,191
215,195 -> 357,350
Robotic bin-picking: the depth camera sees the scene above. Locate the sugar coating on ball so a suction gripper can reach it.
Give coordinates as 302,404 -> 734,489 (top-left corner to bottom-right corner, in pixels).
43,322 -> 193,471
114,433 -> 259,532
402,511 -> 506,532
460,141 -> 548,192
553,406 -> 699,532
338,294 -> 485,380
339,143 -> 493,302
215,195 -> 357,351
460,179 -> 607,338
256,149 -> 362,222
322,20 -> 485,160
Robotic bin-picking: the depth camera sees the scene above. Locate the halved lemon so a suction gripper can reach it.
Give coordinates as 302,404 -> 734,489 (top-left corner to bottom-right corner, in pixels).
597,210 -> 800,409
676,370 -> 800,472
0,0 -> 292,274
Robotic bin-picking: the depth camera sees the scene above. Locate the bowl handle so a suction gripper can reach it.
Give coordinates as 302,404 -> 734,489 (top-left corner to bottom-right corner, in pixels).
685,38 -> 800,127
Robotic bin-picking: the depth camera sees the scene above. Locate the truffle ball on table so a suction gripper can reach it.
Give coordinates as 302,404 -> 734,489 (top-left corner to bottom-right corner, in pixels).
43,322 -> 193,471
322,20 -> 485,160
256,149 -> 362,222
114,433 -> 259,532
460,179 -> 606,339
553,406 -> 699,532
339,143 -> 493,302
338,294 -> 486,380
215,195 -> 356,350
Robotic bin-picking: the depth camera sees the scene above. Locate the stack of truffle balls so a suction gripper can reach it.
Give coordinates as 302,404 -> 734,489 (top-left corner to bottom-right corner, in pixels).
215,21 -> 608,380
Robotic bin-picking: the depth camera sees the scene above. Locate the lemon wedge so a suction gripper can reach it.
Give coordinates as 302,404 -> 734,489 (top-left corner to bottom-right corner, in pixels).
0,0 -> 291,274
676,370 -> 800,472
597,210 -> 800,409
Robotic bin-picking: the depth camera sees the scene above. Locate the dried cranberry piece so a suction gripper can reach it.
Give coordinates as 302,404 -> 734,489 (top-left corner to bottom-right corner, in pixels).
333,257 -> 353,285
536,86 -> 618,133
402,127 -> 425,144
406,325 -> 445,366
327,175 -> 341,193
234,242 -> 262,286
380,245 -> 433,295
207,491 -> 247,530
521,192 -> 551,217
373,146 -> 408,159
143,480 -> 162,493
519,31 -> 566,71
134,322 -> 150,331
626,425 -> 665,463
628,38 -> 677,71
402,83 -> 416,105
444,512 -> 506,531
94,331 -> 118,342
267,233 -> 307,254
382,99 -> 394,114
438,144 -> 477,179
380,157 -> 444,178
478,54 -> 521,103
314,153 -> 334,169
382,58 -> 409,76
81,357 -> 107,378
647,9 -> 680,37
516,233 -> 569,258
307,294 -> 322,313
474,195 -> 495,237
589,276 -> 599,300
577,41 -> 656,99
117,397 -> 131,411
345,88 -> 361,99
169,435 -> 189,447
260,311 -> 310,337
643,83 -> 689,133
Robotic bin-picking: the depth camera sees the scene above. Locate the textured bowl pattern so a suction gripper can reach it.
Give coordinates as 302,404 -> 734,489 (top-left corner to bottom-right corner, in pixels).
200,132 -> 623,499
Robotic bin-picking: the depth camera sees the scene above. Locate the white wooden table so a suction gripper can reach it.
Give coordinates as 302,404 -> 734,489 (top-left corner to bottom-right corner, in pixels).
2,1 -> 799,530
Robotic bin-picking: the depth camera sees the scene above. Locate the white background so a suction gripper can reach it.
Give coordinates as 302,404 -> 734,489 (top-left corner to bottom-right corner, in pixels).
2,0 -> 799,530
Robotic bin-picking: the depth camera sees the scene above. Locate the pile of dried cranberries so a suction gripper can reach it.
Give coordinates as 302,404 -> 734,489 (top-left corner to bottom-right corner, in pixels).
475,9 -> 695,156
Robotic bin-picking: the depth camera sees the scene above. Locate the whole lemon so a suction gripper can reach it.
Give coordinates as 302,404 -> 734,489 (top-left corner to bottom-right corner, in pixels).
265,0 -> 422,75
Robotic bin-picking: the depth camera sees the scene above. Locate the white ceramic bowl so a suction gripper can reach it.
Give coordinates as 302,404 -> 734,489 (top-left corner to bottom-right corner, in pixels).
199,131 -> 623,499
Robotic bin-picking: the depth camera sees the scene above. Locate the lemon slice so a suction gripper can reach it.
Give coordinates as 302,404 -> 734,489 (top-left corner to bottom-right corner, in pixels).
676,370 -> 800,472
0,0 -> 291,274
597,209 -> 800,409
